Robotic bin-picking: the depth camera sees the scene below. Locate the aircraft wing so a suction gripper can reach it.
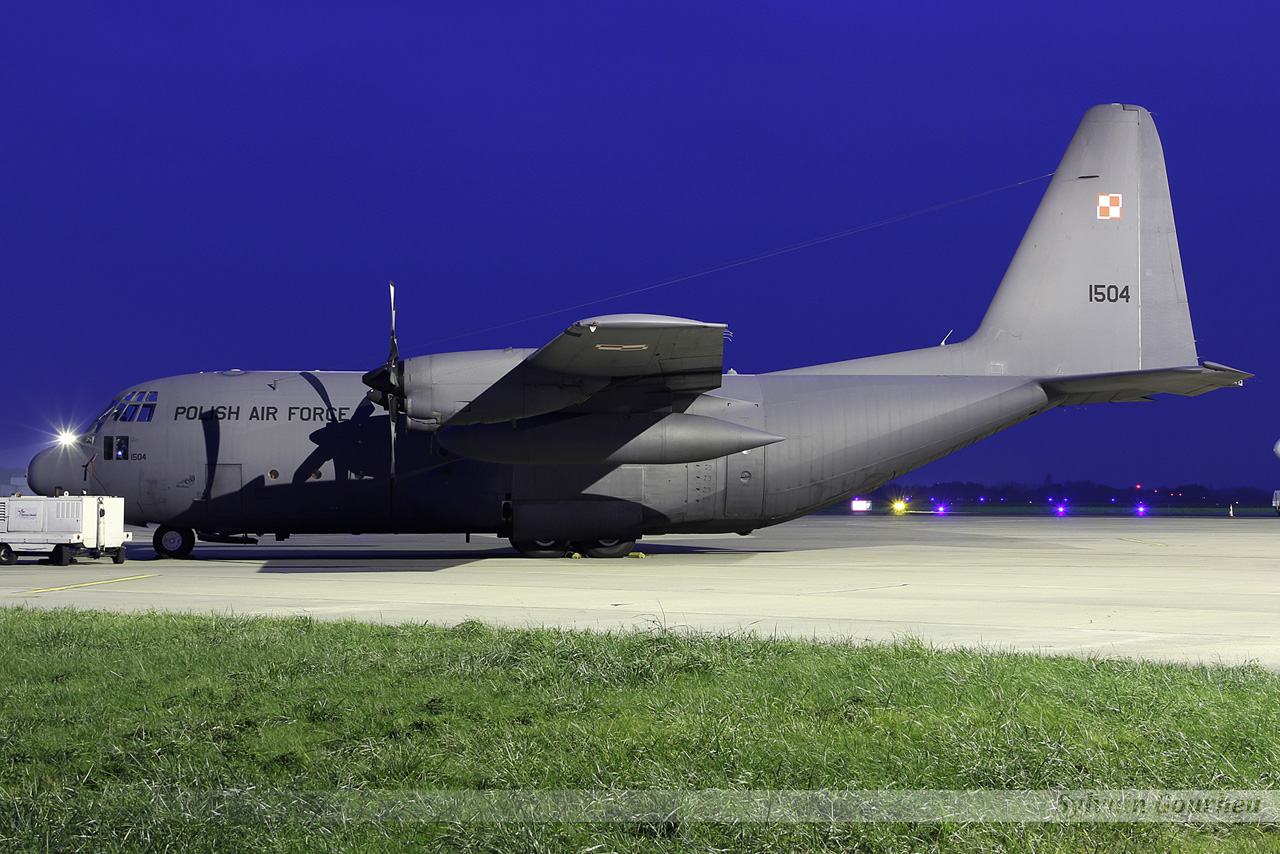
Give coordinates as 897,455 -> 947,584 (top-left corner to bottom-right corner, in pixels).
445,314 -> 729,425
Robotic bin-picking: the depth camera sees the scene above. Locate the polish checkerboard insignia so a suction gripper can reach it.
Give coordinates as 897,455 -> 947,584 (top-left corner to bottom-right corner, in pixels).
1097,193 -> 1122,220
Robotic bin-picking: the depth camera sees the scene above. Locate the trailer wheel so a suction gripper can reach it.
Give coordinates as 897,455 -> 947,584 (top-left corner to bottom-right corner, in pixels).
51,544 -> 72,566
154,525 -> 195,559
0,544 -> 15,566
112,547 -> 127,565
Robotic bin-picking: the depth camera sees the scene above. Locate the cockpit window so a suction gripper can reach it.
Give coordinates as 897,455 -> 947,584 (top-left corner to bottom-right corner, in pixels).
90,392 -> 160,436
101,391 -> 161,423
91,401 -> 117,432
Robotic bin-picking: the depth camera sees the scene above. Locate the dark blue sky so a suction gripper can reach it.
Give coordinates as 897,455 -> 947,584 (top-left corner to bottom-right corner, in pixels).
4,2 -> 1276,487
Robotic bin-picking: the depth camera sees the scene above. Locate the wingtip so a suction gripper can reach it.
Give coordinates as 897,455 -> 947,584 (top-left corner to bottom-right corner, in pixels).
1201,360 -> 1254,381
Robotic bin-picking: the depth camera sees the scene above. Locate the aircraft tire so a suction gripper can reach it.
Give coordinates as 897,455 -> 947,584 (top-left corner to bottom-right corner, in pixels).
509,538 -> 571,558
574,538 -> 635,559
0,544 -> 15,566
112,547 -> 127,565
154,525 -> 195,559
51,544 -> 72,566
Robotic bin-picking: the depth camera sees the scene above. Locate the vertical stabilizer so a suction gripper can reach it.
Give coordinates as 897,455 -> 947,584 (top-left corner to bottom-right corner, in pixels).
972,104 -> 1198,377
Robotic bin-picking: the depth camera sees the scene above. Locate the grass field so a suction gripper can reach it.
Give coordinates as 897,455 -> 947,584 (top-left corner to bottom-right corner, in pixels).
3,608 -> 1280,852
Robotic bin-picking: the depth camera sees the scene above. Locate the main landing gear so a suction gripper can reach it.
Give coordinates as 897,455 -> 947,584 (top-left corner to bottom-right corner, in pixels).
153,525 -> 195,559
508,537 -> 636,559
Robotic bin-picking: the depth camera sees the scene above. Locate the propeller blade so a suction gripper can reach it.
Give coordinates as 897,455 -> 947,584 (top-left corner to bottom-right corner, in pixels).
363,279 -> 403,404
388,279 -> 399,366
388,394 -> 397,493
385,280 -> 399,516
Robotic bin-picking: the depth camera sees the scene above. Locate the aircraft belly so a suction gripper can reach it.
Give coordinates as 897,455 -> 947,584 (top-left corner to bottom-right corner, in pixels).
400,459 -> 512,533
507,464 -> 643,539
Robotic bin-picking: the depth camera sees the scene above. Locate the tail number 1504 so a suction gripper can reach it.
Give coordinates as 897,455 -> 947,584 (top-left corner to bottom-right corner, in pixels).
1088,283 -> 1131,303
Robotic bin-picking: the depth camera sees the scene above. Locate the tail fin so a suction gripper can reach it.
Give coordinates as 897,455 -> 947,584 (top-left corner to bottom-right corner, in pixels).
974,103 -> 1197,377
781,104 -> 1249,394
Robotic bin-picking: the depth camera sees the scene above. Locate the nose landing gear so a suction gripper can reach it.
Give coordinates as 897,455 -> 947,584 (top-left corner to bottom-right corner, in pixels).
153,525 -> 195,559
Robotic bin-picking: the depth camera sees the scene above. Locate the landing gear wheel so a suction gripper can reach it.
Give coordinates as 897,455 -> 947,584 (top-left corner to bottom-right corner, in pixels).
509,538 -> 571,558
573,538 -> 636,559
154,525 -> 195,559
112,547 -> 127,565
50,544 -> 72,566
0,544 -> 15,566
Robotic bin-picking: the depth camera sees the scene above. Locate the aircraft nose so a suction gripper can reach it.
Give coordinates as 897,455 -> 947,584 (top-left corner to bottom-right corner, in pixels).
27,442 -> 95,496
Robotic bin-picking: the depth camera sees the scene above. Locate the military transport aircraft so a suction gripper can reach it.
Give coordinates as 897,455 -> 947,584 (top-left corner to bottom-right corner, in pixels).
28,104 -> 1249,559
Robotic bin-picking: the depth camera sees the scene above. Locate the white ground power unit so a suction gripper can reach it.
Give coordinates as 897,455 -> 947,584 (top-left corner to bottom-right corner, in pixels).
0,495 -> 132,566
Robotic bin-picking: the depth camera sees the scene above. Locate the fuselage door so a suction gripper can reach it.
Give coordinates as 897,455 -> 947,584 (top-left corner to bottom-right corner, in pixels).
722,448 -> 764,518
204,463 -> 243,521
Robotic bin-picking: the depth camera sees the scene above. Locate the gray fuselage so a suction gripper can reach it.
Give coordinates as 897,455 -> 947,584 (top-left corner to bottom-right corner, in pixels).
31,366 -> 1047,540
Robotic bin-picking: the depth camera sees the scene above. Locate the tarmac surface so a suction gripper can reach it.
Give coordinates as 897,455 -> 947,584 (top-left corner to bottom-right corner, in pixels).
3,514 -> 1277,668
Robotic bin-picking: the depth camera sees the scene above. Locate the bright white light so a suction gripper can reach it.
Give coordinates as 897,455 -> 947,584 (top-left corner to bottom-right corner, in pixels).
56,431 -> 78,446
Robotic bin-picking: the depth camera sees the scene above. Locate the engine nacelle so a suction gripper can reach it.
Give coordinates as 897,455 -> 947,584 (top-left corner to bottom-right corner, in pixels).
396,349 -> 526,428
396,348 -> 617,429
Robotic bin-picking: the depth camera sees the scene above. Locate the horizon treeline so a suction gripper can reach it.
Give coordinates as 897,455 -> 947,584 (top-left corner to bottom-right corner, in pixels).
873,479 -> 1273,507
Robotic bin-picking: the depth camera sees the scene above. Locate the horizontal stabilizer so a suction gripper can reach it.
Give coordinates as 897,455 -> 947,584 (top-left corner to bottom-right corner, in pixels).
1043,362 -> 1252,405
